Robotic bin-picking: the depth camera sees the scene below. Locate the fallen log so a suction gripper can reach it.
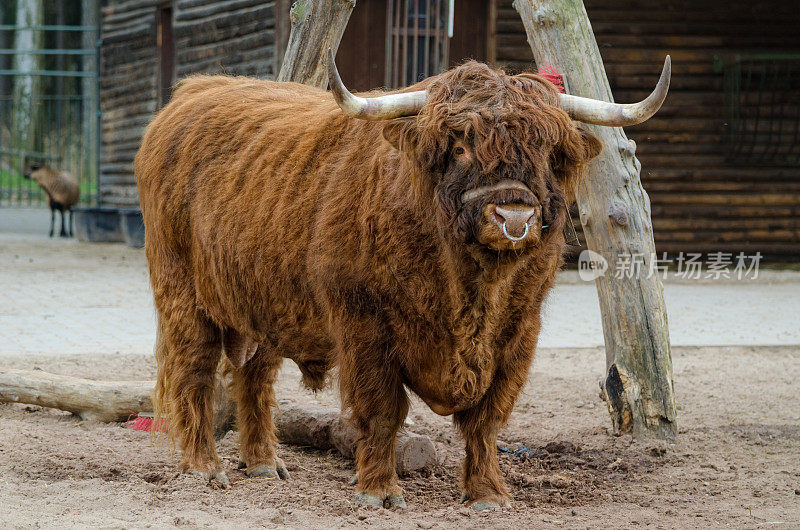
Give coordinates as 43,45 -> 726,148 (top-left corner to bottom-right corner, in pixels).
275,404 -> 437,475
0,368 -> 152,422
0,369 -> 437,473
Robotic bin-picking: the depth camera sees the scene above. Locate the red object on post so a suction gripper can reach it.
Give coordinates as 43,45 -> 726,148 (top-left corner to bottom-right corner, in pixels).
538,63 -> 566,94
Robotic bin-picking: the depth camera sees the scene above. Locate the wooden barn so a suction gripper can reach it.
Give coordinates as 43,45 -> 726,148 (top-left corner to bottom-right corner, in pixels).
99,0 -> 285,206
99,0 -> 800,257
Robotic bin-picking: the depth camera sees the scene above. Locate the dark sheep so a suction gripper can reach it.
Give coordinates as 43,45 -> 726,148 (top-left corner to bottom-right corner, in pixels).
23,163 -> 80,238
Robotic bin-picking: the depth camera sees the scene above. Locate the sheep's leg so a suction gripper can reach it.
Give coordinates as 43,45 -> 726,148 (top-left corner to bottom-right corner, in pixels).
48,209 -> 55,238
59,209 -> 68,237
335,311 -> 408,509
231,339 -> 288,480
68,209 -> 74,237
156,310 -> 227,487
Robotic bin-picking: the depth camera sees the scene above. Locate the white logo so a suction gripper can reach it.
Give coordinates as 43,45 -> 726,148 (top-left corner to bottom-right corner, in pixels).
578,249 -> 608,281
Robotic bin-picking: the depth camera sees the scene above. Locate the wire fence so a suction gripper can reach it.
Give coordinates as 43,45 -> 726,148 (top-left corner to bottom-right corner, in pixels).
723,54 -> 800,166
0,23 -> 99,207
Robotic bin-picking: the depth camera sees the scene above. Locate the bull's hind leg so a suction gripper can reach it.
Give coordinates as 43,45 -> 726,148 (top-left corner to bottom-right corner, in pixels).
230,340 -> 289,480
156,308 -> 228,486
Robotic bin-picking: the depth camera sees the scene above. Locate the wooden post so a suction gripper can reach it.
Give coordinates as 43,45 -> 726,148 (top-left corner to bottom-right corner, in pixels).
513,0 -> 677,439
276,0 -> 356,88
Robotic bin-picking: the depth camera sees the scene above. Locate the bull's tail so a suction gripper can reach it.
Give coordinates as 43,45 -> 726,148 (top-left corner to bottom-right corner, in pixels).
151,313 -> 176,446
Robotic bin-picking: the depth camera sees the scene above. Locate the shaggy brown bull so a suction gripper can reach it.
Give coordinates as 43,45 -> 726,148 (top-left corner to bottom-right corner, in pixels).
136,52 -> 669,510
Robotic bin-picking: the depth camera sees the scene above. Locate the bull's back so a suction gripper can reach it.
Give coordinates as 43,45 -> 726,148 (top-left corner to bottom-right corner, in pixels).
135,75 -> 354,342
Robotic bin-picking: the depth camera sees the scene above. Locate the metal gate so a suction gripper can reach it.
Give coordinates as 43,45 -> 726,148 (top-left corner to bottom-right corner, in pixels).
385,0 -> 453,89
722,54 -> 800,166
0,20 -> 99,207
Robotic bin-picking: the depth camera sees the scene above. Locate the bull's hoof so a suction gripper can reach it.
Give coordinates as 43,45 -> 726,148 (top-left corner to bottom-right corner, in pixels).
470,500 -> 502,511
188,469 -> 230,489
354,492 -> 407,509
244,457 -> 290,480
459,493 -> 510,511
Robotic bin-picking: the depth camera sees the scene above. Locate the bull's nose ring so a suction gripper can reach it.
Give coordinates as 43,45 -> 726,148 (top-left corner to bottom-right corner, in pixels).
501,221 -> 530,242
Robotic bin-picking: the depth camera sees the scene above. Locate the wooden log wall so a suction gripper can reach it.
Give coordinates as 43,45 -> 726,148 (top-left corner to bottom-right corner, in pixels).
100,0 -> 159,207
174,0 -> 276,78
495,0 -> 800,257
99,0 -> 277,208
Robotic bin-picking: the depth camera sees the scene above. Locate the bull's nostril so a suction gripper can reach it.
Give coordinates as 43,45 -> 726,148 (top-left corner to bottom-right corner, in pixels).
489,203 -> 538,242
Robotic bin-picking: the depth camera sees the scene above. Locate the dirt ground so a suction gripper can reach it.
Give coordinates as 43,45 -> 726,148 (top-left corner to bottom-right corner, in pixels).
1,345 -> 798,529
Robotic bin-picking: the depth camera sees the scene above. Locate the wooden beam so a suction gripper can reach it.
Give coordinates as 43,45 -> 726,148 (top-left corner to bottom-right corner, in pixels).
513,0 -> 677,439
276,0 -> 356,88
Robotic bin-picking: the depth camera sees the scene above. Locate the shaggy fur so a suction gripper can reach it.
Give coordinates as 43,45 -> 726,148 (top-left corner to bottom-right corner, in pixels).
136,61 -> 601,507
23,164 -> 80,237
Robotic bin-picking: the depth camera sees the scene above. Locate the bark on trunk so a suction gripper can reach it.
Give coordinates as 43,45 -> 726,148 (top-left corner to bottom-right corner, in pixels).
276,0 -> 356,88
513,0 -> 677,439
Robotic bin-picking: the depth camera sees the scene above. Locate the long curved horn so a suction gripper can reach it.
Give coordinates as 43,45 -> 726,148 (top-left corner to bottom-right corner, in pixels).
558,56 -> 671,126
327,49 -> 427,120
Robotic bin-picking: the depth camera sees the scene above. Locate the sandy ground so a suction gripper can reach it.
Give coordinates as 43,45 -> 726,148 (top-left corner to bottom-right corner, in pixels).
1,231 -> 799,356
1,347 -> 799,529
1,217 -> 799,528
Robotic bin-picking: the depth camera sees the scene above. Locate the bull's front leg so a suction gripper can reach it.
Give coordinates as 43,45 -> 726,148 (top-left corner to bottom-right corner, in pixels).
333,303 -> 409,509
453,344 -> 534,511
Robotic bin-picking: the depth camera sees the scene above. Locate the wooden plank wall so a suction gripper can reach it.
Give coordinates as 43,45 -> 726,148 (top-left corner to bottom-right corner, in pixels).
494,0 -> 800,257
174,0 -> 276,78
99,0 -> 277,208
100,0 -> 159,207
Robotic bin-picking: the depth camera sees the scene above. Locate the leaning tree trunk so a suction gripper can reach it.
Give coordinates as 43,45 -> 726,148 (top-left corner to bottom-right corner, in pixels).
513,0 -> 677,439
276,0 -> 356,88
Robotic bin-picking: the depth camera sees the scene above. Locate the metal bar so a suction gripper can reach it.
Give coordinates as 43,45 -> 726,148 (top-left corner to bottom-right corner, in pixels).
442,0 -> 450,71
412,0 -> 419,83
0,49 -> 97,55
790,65 -> 800,160
389,27 -> 443,37
393,0 -> 401,88
423,0 -> 430,78
385,0 -> 394,88
401,0 -> 409,86
433,0 -> 441,74
0,25 -> 97,31
732,53 -> 800,62
761,61 -> 780,162
0,149 -> 60,159
0,70 -> 97,77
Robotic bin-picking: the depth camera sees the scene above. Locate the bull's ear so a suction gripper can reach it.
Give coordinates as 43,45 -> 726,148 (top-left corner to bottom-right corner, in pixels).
551,126 -> 602,201
382,117 -> 418,152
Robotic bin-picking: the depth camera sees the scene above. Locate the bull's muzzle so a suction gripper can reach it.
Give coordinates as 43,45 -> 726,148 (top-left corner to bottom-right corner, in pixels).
489,204 -> 538,242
